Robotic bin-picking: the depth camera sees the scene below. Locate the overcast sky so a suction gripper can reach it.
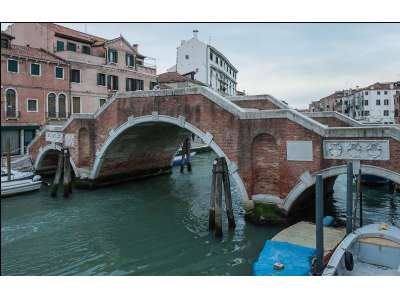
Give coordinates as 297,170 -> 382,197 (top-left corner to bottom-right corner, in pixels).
3,23 -> 400,108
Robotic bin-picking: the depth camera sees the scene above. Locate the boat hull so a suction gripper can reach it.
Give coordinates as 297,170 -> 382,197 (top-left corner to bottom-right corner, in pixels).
1,179 -> 42,197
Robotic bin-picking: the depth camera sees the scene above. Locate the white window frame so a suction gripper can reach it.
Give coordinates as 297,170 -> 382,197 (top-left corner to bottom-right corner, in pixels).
55,66 -> 64,80
46,92 -> 58,117
26,98 -> 39,112
99,98 -> 107,107
107,48 -> 118,64
7,59 -> 19,73
4,87 -> 18,118
30,62 -> 41,77
70,69 -> 81,84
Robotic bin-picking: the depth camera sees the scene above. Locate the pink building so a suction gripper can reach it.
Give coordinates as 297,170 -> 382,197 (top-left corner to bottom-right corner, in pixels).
1,31 -> 70,155
6,23 -> 157,113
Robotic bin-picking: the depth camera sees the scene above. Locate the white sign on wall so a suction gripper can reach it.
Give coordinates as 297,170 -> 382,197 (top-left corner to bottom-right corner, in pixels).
45,131 -> 64,143
64,134 -> 75,147
287,141 -> 313,161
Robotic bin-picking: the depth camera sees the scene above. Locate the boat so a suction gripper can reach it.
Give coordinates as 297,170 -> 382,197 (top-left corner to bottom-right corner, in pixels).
172,152 -> 197,167
252,220 -> 346,276
322,223 -> 400,276
1,175 -> 42,197
361,174 -> 389,185
1,169 -> 34,182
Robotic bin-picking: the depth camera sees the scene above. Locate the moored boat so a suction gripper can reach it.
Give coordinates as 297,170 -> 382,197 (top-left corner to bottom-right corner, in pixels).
1,175 -> 42,197
322,223 -> 400,276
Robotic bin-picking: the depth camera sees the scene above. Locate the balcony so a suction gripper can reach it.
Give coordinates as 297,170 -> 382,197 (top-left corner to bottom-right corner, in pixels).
46,111 -> 71,121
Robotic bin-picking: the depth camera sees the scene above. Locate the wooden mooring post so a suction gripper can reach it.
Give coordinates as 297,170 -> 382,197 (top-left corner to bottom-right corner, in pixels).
180,137 -> 192,173
6,138 -> 12,181
51,151 -> 64,197
63,148 -> 72,197
209,157 -> 236,238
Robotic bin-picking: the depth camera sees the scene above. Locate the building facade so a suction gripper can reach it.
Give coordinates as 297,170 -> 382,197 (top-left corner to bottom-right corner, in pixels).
394,91 -> 400,124
1,31 -> 70,155
5,23 -> 157,113
170,30 -> 238,96
309,91 -> 343,112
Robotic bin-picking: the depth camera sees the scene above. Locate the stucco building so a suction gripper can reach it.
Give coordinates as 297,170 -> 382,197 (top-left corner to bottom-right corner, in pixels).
1,31 -> 70,155
169,30 -> 238,96
394,91 -> 400,124
5,23 -> 157,113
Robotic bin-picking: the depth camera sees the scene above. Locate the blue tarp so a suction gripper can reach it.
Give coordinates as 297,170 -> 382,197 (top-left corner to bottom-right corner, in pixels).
253,240 -> 316,276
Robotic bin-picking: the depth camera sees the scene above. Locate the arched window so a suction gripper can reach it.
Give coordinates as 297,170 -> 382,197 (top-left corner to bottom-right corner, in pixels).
6,89 -> 17,118
47,93 -> 57,118
58,94 -> 66,118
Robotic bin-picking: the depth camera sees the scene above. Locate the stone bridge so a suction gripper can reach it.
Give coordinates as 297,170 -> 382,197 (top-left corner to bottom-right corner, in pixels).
28,87 -> 400,222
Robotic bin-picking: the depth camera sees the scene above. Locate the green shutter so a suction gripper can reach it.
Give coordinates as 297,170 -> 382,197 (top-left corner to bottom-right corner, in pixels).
56,67 -> 64,79
31,63 -> 40,76
8,60 -> 18,72
56,41 -> 64,51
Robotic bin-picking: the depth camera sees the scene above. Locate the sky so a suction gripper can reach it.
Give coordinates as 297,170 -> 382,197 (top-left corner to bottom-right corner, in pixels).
3,23 -> 400,108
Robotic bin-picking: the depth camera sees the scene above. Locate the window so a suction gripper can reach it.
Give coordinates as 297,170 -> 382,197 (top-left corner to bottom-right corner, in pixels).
185,54 -> 189,60
82,45 -> 91,55
58,94 -> 67,118
7,59 -> 18,73
47,93 -> 57,118
72,97 -> 81,113
67,42 -> 77,52
6,89 -> 17,118
107,48 -> 118,63
210,52 -> 213,61
26,99 -> 38,112
71,69 -> 81,83
97,73 -> 106,86
384,99 -> 389,105
1,38 -> 9,48
383,110 -> 389,116
384,91 -> 388,95
364,110 -> 370,116
30,63 -> 41,76
126,78 -> 144,91
377,91 -> 381,95
364,100 -> 368,106
107,75 -> 119,90
365,91 -> 368,95
56,40 -> 64,52
126,54 -> 134,67
216,57 -> 219,64
376,99 -> 381,105
99,99 -> 106,106
55,67 -> 64,79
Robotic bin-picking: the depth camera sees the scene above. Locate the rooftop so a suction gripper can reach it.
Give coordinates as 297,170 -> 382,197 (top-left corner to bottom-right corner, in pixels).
1,44 -> 67,64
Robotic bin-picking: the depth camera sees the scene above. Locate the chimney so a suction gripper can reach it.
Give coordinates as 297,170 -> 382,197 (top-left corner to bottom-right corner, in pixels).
193,29 -> 199,39
132,44 -> 138,52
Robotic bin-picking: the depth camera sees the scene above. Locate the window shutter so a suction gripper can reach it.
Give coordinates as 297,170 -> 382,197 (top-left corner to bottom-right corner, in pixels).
114,76 -> 119,90
107,75 -> 112,89
125,53 -> 128,66
115,51 -> 118,63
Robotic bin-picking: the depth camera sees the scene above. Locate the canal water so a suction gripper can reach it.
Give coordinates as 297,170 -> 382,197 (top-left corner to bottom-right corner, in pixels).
1,152 -> 399,275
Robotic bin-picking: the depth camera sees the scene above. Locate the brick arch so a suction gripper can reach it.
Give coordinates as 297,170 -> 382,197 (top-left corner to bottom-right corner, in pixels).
282,164 -> 400,213
251,133 -> 280,196
77,127 -> 91,168
89,114 -> 251,208
34,144 -> 79,177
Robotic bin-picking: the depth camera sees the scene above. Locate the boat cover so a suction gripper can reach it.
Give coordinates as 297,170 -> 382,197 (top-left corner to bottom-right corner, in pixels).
253,240 -> 315,276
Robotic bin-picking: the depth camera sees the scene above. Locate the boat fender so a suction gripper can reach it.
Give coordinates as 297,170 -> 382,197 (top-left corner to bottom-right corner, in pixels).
33,175 -> 42,182
344,251 -> 354,271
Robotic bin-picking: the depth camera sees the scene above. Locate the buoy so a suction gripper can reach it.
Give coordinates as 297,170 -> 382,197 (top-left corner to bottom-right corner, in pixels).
273,262 -> 285,270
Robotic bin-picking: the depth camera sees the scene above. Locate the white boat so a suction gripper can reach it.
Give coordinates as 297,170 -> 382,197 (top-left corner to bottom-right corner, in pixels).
1,169 -> 34,182
323,223 -> 400,276
1,175 -> 42,197
172,152 -> 197,166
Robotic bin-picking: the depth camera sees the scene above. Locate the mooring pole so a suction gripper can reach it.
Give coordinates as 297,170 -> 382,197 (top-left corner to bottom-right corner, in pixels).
51,151 -> 64,197
63,148 -> 71,197
208,159 -> 217,231
6,138 -> 11,181
346,162 -> 353,234
315,174 -> 324,275
222,158 -> 235,229
214,158 -> 223,238
358,169 -> 363,227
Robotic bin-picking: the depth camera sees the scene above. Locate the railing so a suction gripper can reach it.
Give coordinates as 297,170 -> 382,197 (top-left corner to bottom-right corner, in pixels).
45,111 -> 71,120
6,110 -> 20,119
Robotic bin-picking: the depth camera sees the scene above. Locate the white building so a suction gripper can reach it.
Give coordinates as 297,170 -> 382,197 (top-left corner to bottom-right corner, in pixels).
170,30 -> 238,96
340,82 -> 400,124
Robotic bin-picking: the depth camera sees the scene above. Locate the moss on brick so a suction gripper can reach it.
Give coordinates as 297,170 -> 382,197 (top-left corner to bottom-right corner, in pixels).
245,202 -> 287,225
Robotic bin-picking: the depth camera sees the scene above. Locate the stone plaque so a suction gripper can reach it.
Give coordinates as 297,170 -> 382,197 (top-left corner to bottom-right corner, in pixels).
64,134 -> 75,147
287,141 -> 313,161
46,131 -> 64,143
323,140 -> 389,160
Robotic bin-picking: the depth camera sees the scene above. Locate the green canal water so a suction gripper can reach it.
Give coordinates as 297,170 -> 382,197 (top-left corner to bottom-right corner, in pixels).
1,152 -> 399,275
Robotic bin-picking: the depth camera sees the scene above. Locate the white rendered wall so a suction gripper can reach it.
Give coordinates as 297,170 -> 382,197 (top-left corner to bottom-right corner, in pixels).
176,38 -> 208,84
362,89 -> 397,124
